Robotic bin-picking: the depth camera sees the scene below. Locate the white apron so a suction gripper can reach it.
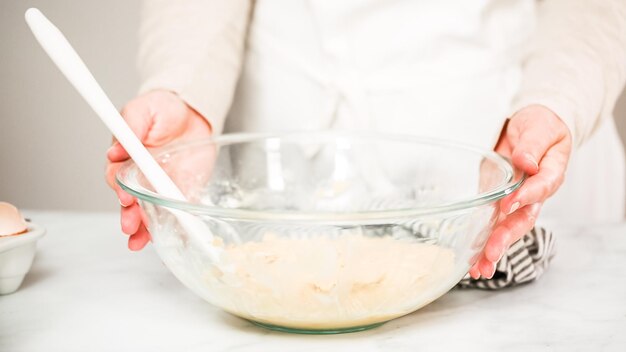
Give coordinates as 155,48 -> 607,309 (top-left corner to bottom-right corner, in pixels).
225,0 -> 626,224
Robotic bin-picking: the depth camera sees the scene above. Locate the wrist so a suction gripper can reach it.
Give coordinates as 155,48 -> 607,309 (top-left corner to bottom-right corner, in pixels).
186,104 -> 213,135
512,104 -> 572,142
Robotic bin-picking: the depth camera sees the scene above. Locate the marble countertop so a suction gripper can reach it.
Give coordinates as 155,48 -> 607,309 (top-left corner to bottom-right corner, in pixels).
1,211 -> 625,351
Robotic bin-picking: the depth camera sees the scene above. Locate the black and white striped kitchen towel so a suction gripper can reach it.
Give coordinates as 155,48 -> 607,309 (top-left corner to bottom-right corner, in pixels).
457,227 -> 556,290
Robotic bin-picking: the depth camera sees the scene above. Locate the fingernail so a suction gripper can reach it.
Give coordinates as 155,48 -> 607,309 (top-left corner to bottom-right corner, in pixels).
487,264 -> 496,279
487,247 -> 502,263
508,202 -> 520,215
119,198 -> 130,207
525,153 -> 539,171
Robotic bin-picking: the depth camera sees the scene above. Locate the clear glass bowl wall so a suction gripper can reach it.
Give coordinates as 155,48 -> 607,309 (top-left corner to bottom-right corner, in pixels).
117,132 -> 522,333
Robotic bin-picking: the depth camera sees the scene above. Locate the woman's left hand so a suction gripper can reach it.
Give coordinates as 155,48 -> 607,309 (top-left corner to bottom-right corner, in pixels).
469,105 -> 572,279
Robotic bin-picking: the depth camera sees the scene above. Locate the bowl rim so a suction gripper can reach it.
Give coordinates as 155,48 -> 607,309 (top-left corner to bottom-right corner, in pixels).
116,131 -> 525,222
0,222 -> 46,253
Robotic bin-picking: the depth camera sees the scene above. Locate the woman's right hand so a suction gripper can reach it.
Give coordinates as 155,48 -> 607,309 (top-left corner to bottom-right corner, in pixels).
105,90 -> 212,251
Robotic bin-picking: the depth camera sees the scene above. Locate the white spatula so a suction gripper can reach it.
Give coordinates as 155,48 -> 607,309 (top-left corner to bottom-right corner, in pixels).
25,8 -> 222,261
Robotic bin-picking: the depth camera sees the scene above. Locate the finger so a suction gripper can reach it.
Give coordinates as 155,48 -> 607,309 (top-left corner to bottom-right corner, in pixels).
511,148 -> 541,176
502,168 -> 562,214
110,103 -> 152,161
121,204 -> 142,235
477,255 -> 497,279
469,264 -> 481,280
120,101 -> 153,142
106,162 -> 136,206
484,203 -> 542,263
107,102 -> 152,162
105,162 -> 119,189
509,118 -> 566,176
493,120 -> 512,156
468,251 -> 483,279
501,152 -> 566,214
469,255 -> 496,279
128,223 -> 151,251
116,188 -> 135,207
107,142 -> 129,162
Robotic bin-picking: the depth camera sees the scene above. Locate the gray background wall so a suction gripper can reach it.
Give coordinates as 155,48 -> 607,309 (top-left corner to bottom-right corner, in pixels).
0,0 -> 139,211
1,0 -> 625,212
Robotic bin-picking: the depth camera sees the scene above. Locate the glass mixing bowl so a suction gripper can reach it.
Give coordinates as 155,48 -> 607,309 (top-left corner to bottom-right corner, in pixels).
117,131 -> 523,334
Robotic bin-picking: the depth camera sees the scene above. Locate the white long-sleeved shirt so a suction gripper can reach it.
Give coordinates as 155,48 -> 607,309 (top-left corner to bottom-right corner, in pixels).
137,0 -> 626,147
